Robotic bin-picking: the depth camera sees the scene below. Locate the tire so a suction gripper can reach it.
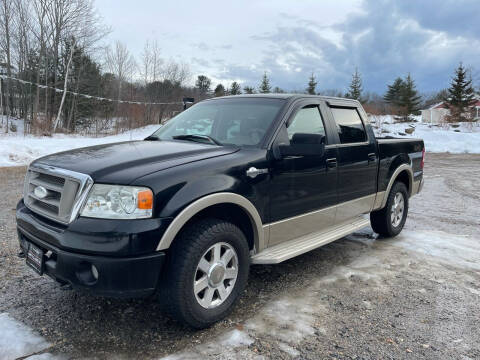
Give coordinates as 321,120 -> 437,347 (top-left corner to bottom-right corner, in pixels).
370,181 -> 409,238
159,218 -> 250,328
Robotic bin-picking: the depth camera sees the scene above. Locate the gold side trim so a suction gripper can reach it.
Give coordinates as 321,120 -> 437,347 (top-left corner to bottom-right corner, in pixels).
264,194 -> 376,247
156,193 -> 264,252
411,178 -> 424,196
373,191 -> 386,210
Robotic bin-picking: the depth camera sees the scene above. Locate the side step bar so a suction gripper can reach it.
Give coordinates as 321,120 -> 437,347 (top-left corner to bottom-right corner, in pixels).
251,217 -> 370,264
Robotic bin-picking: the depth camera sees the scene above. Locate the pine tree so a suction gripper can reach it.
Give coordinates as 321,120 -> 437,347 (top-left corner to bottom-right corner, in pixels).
445,62 -> 476,121
273,86 -> 285,93
230,81 -> 242,95
259,72 -> 271,93
306,72 -> 317,95
384,77 -> 405,106
243,86 -> 255,94
214,84 -> 225,97
399,73 -> 421,118
195,75 -> 211,97
346,68 -> 363,101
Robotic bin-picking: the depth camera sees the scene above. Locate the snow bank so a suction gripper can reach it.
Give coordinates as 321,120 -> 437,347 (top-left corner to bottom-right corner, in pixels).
0,123 -> 160,167
370,115 -> 480,154
1,114 -> 480,168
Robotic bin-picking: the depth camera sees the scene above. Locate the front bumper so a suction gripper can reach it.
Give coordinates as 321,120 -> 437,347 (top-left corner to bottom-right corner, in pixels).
16,200 -> 167,298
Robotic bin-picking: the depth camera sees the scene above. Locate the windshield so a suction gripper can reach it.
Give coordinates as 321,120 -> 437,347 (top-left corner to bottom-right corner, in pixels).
151,98 -> 285,147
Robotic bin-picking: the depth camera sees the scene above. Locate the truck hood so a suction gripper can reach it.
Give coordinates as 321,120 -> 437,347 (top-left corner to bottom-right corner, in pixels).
33,140 -> 239,184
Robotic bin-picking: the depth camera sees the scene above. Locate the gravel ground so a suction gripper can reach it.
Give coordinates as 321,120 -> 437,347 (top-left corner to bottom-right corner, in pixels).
1,153 -> 479,359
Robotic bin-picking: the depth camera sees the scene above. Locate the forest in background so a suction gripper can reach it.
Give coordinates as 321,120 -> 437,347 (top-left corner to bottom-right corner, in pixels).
1,0 -> 478,136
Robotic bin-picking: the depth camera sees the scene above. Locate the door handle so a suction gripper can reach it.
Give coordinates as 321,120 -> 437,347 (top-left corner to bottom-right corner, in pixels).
368,153 -> 377,162
246,167 -> 269,179
326,158 -> 337,169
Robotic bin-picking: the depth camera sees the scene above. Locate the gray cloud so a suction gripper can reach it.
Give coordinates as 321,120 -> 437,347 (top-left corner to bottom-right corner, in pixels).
215,0 -> 480,93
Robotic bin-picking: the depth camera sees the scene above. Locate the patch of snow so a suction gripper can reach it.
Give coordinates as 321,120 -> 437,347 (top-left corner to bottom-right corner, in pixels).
370,115 -> 480,154
25,354 -> 65,360
160,290 -> 327,359
159,329 -> 253,360
0,124 -> 160,167
0,313 -> 52,360
219,329 -> 253,347
392,230 -> 480,271
245,297 -> 319,343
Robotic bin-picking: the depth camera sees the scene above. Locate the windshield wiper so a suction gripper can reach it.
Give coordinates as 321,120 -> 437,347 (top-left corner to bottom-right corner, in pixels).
172,134 -> 223,146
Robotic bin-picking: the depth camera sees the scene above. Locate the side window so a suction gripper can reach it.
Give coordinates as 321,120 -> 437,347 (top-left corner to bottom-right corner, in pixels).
330,107 -> 367,144
287,106 -> 326,141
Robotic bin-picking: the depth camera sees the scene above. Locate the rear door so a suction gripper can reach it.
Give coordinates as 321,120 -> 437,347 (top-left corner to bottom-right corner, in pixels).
325,102 -> 377,223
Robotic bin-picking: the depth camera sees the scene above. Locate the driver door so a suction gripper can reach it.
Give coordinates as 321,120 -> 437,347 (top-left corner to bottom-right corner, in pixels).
267,100 -> 338,246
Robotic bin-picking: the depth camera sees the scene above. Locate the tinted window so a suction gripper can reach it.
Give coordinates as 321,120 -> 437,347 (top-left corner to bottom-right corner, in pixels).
152,98 -> 284,147
330,107 -> 366,143
287,106 -> 325,140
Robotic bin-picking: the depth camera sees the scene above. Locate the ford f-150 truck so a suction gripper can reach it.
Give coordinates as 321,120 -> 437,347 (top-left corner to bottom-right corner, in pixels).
16,94 -> 424,328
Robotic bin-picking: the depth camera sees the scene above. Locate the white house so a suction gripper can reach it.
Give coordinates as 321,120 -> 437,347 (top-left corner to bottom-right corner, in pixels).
421,95 -> 480,124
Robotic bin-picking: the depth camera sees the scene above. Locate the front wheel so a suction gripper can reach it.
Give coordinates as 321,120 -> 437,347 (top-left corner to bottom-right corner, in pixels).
160,218 -> 250,328
370,181 -> 409,237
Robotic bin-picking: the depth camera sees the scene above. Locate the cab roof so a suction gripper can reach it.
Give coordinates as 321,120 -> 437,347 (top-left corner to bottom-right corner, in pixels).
204,93 -> 361,106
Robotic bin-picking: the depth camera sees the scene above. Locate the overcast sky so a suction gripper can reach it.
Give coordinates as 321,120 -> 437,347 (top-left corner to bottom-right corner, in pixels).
95,0 -> 480,94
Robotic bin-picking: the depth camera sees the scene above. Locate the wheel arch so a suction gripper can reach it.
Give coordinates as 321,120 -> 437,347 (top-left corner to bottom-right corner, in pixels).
156,193 -> 264,252
380,163 -> 414,208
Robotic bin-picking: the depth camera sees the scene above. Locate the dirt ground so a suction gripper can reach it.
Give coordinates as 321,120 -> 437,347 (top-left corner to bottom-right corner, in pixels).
1,153 -> 479,360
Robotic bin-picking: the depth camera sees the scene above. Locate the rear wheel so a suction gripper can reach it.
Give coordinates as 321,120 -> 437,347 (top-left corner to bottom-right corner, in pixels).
160,218 -> 250,328
370,181 -> 409,237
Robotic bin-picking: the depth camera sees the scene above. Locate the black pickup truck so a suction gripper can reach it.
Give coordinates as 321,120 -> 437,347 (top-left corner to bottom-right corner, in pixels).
16,94 -> 424,328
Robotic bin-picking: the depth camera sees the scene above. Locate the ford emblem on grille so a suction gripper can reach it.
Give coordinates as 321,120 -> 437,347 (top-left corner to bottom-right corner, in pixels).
34,186 -> 48,199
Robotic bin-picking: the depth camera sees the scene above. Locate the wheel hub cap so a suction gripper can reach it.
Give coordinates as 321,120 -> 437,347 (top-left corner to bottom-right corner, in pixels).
194,242 -> 239,309
208,263 -> 226,287
390,192 -> 405,227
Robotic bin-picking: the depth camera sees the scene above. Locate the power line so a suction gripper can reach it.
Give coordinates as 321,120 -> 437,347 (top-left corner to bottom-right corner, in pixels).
0,74 -> 183,106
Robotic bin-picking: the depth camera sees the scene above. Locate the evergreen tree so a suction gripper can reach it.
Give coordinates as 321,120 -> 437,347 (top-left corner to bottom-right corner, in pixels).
346,68 -> 363,101
445,63 -> 476,121
195,75 -> 211,97
259,72 -> 271,93
243,86 -> 255,94
384,77 -> 405,106
230,81 -> 242,95
400,73 -> 421,117
214,84 -> 225,97
306,72 -> 317,95
273,86 -> 285,93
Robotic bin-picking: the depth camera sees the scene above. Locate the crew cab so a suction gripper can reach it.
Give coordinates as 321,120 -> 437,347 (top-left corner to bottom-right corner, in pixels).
16,94 -> 424,328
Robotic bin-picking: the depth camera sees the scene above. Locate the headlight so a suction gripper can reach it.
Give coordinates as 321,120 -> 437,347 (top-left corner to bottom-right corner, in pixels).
80,184 -> 153,219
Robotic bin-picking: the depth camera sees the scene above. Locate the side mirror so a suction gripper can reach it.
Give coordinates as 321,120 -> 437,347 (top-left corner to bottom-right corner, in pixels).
278,133 -> 325,157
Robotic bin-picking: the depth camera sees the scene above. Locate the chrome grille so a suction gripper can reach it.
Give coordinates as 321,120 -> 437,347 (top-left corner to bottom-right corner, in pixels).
23,164 -> 93,224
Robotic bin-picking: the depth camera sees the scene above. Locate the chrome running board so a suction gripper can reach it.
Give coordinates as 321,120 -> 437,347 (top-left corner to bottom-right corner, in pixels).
251,216 -> 370,264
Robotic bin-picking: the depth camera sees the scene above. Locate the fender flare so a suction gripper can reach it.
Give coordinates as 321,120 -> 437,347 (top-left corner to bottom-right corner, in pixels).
380,163 -> 414,208
156,192 -> 264,251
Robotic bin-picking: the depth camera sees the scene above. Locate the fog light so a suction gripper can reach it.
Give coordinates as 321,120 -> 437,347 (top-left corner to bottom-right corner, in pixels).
91,264 -> 99,280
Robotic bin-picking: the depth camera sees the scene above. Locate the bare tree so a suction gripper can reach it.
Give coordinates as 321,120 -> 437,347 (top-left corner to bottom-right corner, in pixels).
0,0 -> 15,132
105,41 -> 137,101
141,39 -> 163,84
